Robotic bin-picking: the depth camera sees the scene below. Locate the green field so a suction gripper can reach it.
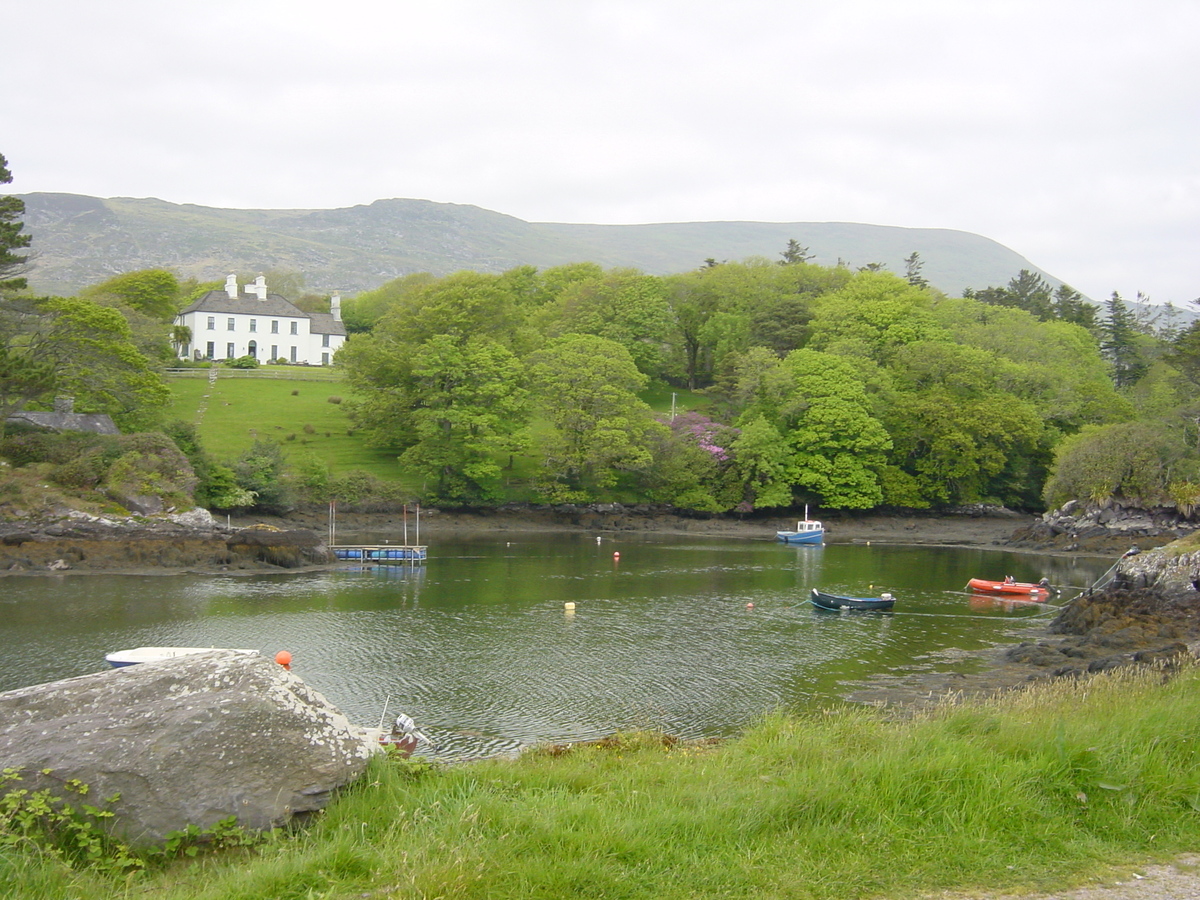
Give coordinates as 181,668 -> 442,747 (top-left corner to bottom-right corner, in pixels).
165,372 -> 404,477
166,371 -> 714,491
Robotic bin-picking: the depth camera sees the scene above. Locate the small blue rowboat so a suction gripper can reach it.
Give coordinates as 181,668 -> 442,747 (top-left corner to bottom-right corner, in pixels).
810,588 -> 895,612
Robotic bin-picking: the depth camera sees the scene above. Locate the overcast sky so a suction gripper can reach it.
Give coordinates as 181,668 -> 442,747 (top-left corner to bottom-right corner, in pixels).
5,0 -> 1197,305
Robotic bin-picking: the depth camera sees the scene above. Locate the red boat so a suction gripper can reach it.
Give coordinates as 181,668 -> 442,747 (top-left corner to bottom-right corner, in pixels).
967,577 -> 1051,596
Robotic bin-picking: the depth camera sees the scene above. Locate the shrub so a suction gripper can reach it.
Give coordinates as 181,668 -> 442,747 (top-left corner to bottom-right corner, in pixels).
226,355 -> 260,369
231,440 -> 295,514
102,432 -> 198,509
327,396 -> 343,405
302,423 -> 316,435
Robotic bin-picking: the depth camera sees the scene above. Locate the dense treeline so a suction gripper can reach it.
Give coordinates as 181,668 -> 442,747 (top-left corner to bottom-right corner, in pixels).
3,147 -> 1199,516
336,257 -> 1200,514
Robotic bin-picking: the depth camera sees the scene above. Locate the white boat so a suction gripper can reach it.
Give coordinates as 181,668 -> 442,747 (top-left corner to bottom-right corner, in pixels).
105,647 -> 256,668
776,506 -> 824,544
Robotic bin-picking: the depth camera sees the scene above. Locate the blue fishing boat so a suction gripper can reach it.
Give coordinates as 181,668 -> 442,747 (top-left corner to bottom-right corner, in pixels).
776,507 -> 824,544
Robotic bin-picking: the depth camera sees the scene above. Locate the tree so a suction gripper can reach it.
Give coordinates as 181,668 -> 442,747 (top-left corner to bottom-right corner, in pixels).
34,296 -> 172,432
903,252 -> 928,288
232,440 -> 295,514
381,270 -> 530,351
965,270 -> 1053,320
641,412 -> 741,511
1167,317 -> 1200,388
541,269 -> 674,378
0,153 -> 30,293
881,341 -> 1045,505
732,348 -> 891,508
1100,291 -> 1149,389
1043,419 -> 1199,510
0,344 -> 55,439
398,336 -> 530,503
779,350 -> 891,508
171,325 -> 193,358
779,239 -> 814,265
528,334 -> 665,500
806,271 -> 945,363
339,272 -> 437,333
931,297 -> 1131,432
1051,283 -> 1097,329
729,415 -> 798,509
79,269 -> 183,321
341,329 -> 530,503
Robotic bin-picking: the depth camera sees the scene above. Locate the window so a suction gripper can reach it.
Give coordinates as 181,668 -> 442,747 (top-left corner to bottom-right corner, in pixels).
226,343 -> 235,358
271,320 -> 279,334
227,318 -> 235,331
290,346 -> 297,362
207,316 -> 215,330
321,352 -> 329,365
249,319 -> 257,333
206,341 -> 215,358
321,333 -> 330,348
271,345 -> 278,360
289,321 -> 298,335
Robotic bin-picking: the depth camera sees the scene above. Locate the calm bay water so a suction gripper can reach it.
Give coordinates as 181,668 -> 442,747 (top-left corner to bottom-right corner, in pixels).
0,533 -> 1114,760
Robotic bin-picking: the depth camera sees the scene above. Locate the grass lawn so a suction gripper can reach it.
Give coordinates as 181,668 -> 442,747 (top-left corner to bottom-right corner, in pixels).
165,374 -> 404,478
165,373 -> 716,497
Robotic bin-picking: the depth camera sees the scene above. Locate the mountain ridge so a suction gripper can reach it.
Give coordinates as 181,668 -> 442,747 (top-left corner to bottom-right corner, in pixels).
15,192 -> 1061,298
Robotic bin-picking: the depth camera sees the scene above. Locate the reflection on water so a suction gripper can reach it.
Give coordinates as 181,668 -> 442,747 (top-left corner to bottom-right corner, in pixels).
0,534 -> 1115,760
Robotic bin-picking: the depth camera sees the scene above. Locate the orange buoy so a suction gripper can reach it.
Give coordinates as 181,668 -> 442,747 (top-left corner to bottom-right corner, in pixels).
275,650 -> 292,670
746,602 -> 754,609
613,551 -> 620,560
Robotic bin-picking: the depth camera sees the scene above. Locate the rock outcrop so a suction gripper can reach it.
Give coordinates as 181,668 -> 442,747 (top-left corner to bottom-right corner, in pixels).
1010,500 -> 1198,554
0,651 -> 375,846
1003,539 -> 1200,679
0,510 -> 331,573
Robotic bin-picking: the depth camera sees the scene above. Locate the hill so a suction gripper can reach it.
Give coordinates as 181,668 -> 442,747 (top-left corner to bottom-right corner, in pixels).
17,192 -> 1060,297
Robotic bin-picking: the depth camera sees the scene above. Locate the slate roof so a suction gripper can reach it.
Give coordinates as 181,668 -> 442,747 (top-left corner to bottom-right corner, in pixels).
179,291 -> 307,319
179,291 -> 346,336
307,313 -> 347,337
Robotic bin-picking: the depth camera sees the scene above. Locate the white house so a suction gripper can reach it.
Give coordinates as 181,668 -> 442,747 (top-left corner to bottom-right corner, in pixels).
174,275 -> 347,365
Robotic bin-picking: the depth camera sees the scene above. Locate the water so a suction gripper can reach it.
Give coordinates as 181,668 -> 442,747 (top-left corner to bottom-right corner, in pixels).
0,533 -> 1115,760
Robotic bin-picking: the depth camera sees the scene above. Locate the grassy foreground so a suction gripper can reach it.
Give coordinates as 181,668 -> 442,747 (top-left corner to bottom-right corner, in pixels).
9,665 -> 1200,900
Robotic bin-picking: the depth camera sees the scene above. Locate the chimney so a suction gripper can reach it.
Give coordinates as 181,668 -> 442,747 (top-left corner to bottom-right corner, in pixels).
331,292 -> 342,322
251,275 -> 267,301
225,274 -> 238,299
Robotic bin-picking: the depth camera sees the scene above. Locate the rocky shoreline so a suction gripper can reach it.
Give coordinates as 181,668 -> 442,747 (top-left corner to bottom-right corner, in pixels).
3,500 -> 1192,576
0,502 -> 1052,576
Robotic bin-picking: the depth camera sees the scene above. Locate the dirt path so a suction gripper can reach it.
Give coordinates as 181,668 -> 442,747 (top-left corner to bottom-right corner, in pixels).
928,856 -> 1200,900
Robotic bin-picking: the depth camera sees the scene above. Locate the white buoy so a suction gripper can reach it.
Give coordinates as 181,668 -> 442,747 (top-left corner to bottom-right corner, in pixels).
596,536 -> 602,544
564,601 -> 576,610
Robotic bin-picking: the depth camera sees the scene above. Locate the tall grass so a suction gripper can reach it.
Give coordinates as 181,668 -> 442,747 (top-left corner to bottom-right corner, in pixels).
9,664 -> 1200,899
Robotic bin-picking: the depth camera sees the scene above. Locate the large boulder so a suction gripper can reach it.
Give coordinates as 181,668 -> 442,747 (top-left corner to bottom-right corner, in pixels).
1118,547 -> 1200,593
0,652 -> 375,847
